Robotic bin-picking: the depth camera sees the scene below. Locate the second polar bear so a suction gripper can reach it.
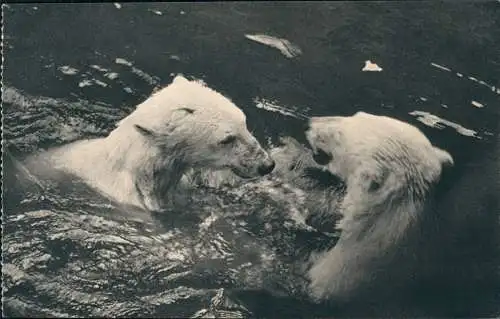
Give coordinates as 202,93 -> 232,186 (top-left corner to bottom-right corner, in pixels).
304,112 -> 453,303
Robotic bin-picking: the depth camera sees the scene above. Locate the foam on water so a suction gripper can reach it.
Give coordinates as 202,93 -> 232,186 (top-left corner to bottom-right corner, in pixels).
105,72 -> 119,80
253,97 -> 309,119
115,57 -> 160,85
430,62 -> 499,94
56,60 -> 149,95
78,78 -> 108,88
58,65 -> 79,75
90,64 -> 108,72
115,58 -> 133,67
89,64 -> 120,81
2,86 -> 125,152
409,110 -> 481,139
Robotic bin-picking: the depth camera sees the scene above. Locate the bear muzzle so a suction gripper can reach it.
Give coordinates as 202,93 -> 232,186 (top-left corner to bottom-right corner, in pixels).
257,158 -> 276,176
231,154 -> 275,178
312,148 -> 332,166
304,121 -> 333,166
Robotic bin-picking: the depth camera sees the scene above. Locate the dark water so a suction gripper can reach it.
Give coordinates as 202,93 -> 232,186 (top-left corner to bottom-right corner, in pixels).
2,2 -> 500,318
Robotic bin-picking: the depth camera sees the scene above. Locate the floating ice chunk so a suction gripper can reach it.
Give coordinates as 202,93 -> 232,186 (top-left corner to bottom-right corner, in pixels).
149,9 -> 163,15
115,57 -> 133,67
90,64 -> 108,72
245,34 -> 302,58
419,97 -> 428,102
180,10 -> 186,15
430,62 -> 451,72
114,3 -> 121,9
456,73 -> 463,77
90,65 -> 119,80
58,65 -> 79,75
441,104 -> 448,108
104,72 -> 119,80
78,78 -> 108,88
78,79 -> 93,87
471,100 -> 484,108
362,60 -> 383,72
409,110 -> 480,139
94,79 -> 108,87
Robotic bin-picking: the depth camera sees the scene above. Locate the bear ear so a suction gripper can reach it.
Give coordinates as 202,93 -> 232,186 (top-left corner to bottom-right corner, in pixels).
172,74 -> 190,85
354,111 -> 369,117
176,107 -> 195,114
170,107 -> 195,122
434,146 -> 454,168
134,124 -> 156,138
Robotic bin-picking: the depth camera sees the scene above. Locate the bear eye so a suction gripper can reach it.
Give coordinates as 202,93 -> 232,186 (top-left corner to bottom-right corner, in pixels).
219,135 -> 237,145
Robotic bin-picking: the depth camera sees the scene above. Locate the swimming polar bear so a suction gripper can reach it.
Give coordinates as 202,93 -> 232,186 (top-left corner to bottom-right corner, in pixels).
26,75 -> 275,211
304,112 -> 455,305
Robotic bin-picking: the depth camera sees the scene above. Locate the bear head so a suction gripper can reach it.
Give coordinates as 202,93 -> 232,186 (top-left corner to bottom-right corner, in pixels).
305,111 -> 453,210
117,75 -> 275,179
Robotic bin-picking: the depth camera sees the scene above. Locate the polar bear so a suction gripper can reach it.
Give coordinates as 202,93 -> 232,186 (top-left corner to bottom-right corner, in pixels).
28,75 -> 275,211
303,112 -> 455,304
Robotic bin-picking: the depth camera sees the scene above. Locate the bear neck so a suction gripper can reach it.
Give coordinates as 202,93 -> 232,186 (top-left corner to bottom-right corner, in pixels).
341,178 -> 431,251
324,182 -> 433,299
68,126 -> 188,211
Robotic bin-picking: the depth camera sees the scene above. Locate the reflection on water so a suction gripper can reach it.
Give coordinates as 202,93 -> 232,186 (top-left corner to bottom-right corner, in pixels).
3,142 -> 337,317
3,1 -> 499,318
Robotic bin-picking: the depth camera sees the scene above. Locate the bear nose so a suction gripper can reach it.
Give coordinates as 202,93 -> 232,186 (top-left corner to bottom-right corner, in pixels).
257,159 -> 276,176
312,148 -> 332,165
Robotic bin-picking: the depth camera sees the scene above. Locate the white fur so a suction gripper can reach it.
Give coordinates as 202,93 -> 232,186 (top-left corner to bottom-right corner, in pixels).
32,75 -> 274,211
305,111 -> 453,301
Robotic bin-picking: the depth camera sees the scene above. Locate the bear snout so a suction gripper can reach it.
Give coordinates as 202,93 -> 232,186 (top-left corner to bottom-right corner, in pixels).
257,158 -> 276,176
312,147 -> 332,165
